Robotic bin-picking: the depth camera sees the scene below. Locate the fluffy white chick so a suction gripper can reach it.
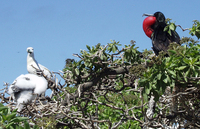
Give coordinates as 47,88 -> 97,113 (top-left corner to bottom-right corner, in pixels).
8,74 -> 48,111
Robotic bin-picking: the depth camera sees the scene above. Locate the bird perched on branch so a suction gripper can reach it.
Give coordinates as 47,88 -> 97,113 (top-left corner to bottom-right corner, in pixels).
27,47 -> 52,79
27,47 -> 58,98
8,74 -> 48,111
142,11 -> 180,55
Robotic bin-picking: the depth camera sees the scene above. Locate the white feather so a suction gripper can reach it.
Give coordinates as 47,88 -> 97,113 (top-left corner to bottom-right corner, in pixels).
8,74 -> 48,111
27,47 -> 52,79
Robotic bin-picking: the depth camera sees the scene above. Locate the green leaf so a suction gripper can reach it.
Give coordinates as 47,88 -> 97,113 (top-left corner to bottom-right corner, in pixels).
0,106 -> 8,111
157,73 -> 162,80
10,117 -> 28,123
12,109 -> 18,113
176,66 -> 187,71
75,68 -> 80,75
112,46 -> 117,53
167,70 -> 176,77
6,112 -> 17,121
168,50 -> 177,54
143,94 -> 148,102
163,75 -> 169,84
168,29 -> 172,36
169,23 -> 176,31
164,26 -> 169,32
24,121 -> 30,129
2,114 -> 7,122
185,69 -> 190,80
5,122 -> 15,128
145,88 -> 150,94
183,58 -> 190,64
86,45 -> 91,51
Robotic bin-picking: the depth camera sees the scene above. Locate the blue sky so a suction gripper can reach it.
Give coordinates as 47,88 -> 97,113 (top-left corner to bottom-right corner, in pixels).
0,0 -> 199,89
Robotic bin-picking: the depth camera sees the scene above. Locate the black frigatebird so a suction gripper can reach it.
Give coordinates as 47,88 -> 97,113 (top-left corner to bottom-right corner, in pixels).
142,11 -> 180,55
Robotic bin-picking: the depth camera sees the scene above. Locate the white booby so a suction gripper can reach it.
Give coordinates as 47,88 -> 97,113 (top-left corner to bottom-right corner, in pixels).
26,47 -> 58,98
27,47 -> 52,79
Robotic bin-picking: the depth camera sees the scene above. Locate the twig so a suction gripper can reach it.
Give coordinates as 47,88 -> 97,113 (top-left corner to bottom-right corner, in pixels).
177,25 -> 189,31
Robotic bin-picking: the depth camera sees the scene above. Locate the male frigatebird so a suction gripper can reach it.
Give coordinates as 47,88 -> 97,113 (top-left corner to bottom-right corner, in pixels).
143,11 -> 180,55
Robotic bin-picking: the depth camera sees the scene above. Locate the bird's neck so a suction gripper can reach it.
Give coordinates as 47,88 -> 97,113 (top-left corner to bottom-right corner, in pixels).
27,53 -> 36,63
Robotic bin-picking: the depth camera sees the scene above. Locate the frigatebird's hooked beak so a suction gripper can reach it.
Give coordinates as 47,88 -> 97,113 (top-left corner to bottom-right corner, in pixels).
142,13 -> 154,17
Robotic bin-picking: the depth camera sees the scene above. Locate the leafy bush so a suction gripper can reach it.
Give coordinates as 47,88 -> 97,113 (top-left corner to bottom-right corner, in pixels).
0,103 -> 32,129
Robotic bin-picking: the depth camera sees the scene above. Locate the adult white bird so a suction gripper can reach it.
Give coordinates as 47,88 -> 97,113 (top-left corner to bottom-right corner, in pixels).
27,47 -> 52,79
8,74 -> 48,112
27,47 -> 58,98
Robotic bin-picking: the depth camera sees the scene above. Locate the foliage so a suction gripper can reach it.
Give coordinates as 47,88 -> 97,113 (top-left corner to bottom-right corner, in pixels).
36,116 -> 57,129
164,19 -> 177,36
62,40 -> 143,128
139,37 -> 200,128
140,39 -> 200,101
189,20 -> 200,39
0,103 -> 33,129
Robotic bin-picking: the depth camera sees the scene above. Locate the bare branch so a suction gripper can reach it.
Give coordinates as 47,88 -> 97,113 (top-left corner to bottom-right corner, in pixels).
177,25 -> 190,31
